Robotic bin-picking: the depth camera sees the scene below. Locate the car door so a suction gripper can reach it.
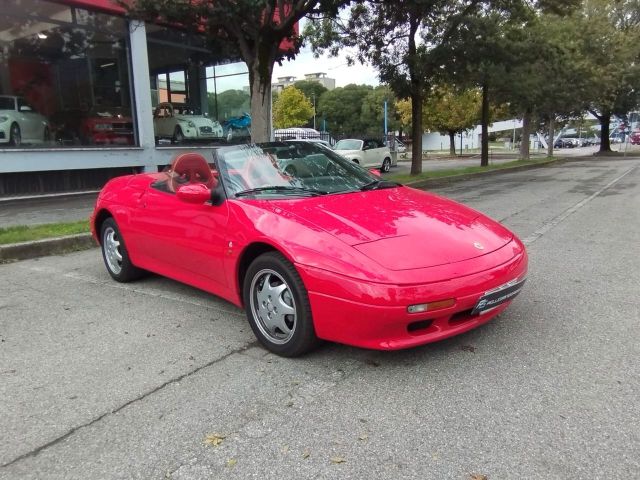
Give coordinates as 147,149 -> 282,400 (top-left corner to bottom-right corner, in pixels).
17,98 -> 38,141
362,140 -> 378,167
153,105 -> 172,137
369,140 -> 383,166
131,179 -> 231,288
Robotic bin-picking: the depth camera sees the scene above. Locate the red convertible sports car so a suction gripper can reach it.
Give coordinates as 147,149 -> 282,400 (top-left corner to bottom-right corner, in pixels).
91,141 -> 527,357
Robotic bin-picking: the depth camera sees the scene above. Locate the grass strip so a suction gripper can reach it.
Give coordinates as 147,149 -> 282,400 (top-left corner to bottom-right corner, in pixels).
0,220 -> 90,245
388,157 -> 557,184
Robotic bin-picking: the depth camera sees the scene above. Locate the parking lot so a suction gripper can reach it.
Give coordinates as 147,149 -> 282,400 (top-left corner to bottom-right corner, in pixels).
1,157 -> 639,479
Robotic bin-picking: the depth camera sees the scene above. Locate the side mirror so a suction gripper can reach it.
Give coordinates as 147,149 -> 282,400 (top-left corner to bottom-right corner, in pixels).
369,168 -> 381,177
176,183 -> 212,204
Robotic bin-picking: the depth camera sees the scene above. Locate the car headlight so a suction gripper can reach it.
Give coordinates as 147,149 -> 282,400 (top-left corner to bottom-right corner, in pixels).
187,121 -> 196,128
94,123 -> 113,131
0,116 -> 8,123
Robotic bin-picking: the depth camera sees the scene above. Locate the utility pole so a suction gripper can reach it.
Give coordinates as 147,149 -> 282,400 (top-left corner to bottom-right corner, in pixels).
384,100 -> 388,138
312,94 -> 316,130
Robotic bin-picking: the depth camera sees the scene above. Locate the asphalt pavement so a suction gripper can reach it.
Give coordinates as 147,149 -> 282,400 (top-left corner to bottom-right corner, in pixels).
1,156 -> 639,479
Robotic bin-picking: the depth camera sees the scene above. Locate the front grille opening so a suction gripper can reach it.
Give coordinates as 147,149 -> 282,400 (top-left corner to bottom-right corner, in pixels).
407,320 -> 433,334
449,309 -> 475,324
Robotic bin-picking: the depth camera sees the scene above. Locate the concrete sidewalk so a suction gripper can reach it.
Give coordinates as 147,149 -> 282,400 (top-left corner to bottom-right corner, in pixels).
0,192 -> 97,229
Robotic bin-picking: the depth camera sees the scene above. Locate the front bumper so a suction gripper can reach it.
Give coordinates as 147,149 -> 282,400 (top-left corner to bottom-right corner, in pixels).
298,248 -> 528,350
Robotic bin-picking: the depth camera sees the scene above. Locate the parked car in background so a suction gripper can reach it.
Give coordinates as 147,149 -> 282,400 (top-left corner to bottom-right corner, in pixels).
0,95 -> 50,147
274,127 -> 320,141
284,138 -> 332,149
554,137 -> 577,149
153,102 -> 224,144
53,107 -> 134,146
334,138 -> 394,172
630,131 -> 640,145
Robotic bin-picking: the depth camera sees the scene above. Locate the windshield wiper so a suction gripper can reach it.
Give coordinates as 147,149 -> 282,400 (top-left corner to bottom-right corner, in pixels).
235,186 -> 328,197
360,180 -> 400,191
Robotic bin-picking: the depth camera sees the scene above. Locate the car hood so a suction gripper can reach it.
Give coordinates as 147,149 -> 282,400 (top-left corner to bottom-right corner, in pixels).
264,187 -> 513,271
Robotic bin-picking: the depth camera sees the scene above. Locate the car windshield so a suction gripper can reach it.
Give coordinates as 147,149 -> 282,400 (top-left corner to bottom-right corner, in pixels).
334,139 -> 362,150
0,97 -> 15,110
215,142 -> 388,198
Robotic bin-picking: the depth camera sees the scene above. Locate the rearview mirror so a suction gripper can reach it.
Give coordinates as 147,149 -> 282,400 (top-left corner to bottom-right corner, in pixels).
176,183 -> 211,204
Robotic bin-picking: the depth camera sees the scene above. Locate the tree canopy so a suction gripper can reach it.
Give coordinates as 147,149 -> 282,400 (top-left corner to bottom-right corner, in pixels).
123,0 -> 353,142
306,0 -> 582,171
273,86 -> 314,128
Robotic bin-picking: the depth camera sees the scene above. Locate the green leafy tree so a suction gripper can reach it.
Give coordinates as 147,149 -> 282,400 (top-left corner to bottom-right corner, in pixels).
292,80 -> 328,104
307,1 -> 489,174
423,86 -> 481,155
571,0 -> 640,152
316,84 -> 373,136
360,86 -> 400,136
273,86 -> 314,128
398,87 -> 507,154
432,0 -> 580,164
122,0 -> 352,142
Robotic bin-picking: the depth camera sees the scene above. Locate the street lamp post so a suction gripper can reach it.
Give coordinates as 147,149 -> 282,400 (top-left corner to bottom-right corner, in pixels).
312,94 -> 316,130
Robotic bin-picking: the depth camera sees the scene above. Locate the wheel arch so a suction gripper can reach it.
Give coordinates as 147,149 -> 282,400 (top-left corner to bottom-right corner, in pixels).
236,241 -> 293,307
93,208 -> 114,244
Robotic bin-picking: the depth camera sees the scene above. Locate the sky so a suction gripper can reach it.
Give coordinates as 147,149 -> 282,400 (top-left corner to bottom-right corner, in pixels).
272,46 -> 380,88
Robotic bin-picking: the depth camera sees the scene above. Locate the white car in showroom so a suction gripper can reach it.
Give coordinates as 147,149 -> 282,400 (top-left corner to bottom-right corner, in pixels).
0,95 -> 50,147
153,102 -> 224,143
333,138 -> 394,172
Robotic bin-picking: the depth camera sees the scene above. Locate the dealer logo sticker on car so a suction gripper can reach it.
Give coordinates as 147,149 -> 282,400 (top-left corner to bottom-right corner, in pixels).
471,277 -> 526,315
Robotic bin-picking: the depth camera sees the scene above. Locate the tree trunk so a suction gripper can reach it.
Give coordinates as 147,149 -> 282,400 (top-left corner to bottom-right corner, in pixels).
481,82 -> 489,167
547,117 -> 555,157
408,15 -> 422,175
598,111 -> 611,152
249,63 -> 273,143
244,39 -> 278,143
520,109 -> 532,161
448,131 -> 456,156
410,90 -> 423,175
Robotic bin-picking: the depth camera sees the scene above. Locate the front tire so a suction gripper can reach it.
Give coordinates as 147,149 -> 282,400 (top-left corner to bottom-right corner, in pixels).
9,123 -> 21,147
243,252 -> 319,357
100,218 -> 145,282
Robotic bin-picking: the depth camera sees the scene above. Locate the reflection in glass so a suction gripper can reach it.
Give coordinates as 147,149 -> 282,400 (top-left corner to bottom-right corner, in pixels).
0,0 -> 135,149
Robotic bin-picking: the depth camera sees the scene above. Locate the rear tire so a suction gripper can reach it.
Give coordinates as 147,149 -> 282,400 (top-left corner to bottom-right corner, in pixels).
381,157 -> 391,173
172,126 -> 184,144
243,252 -> 319,357
100,218 -> 145,282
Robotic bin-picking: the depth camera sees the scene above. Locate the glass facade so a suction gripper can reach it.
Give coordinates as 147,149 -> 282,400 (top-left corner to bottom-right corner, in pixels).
0,0 -> 135,148
146,26 -> 250,145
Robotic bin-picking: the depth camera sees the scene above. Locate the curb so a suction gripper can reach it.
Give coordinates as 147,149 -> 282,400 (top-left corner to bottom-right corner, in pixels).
0,233 -> 96,263
401,157 -> 566,189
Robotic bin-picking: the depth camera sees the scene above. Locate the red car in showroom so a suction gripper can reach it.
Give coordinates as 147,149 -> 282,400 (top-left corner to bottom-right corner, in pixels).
91,141 -> 527,357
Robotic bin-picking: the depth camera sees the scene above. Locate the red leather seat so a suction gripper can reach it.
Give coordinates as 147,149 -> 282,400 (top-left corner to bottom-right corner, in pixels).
169,153 -> 215,192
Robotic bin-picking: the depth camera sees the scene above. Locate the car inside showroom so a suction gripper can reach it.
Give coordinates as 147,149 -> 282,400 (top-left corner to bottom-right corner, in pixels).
0,0 -> 252,196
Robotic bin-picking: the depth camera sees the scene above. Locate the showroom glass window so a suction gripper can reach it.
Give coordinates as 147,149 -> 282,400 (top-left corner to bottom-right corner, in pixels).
0,0 -> 135,149
147,25 -> 250,146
